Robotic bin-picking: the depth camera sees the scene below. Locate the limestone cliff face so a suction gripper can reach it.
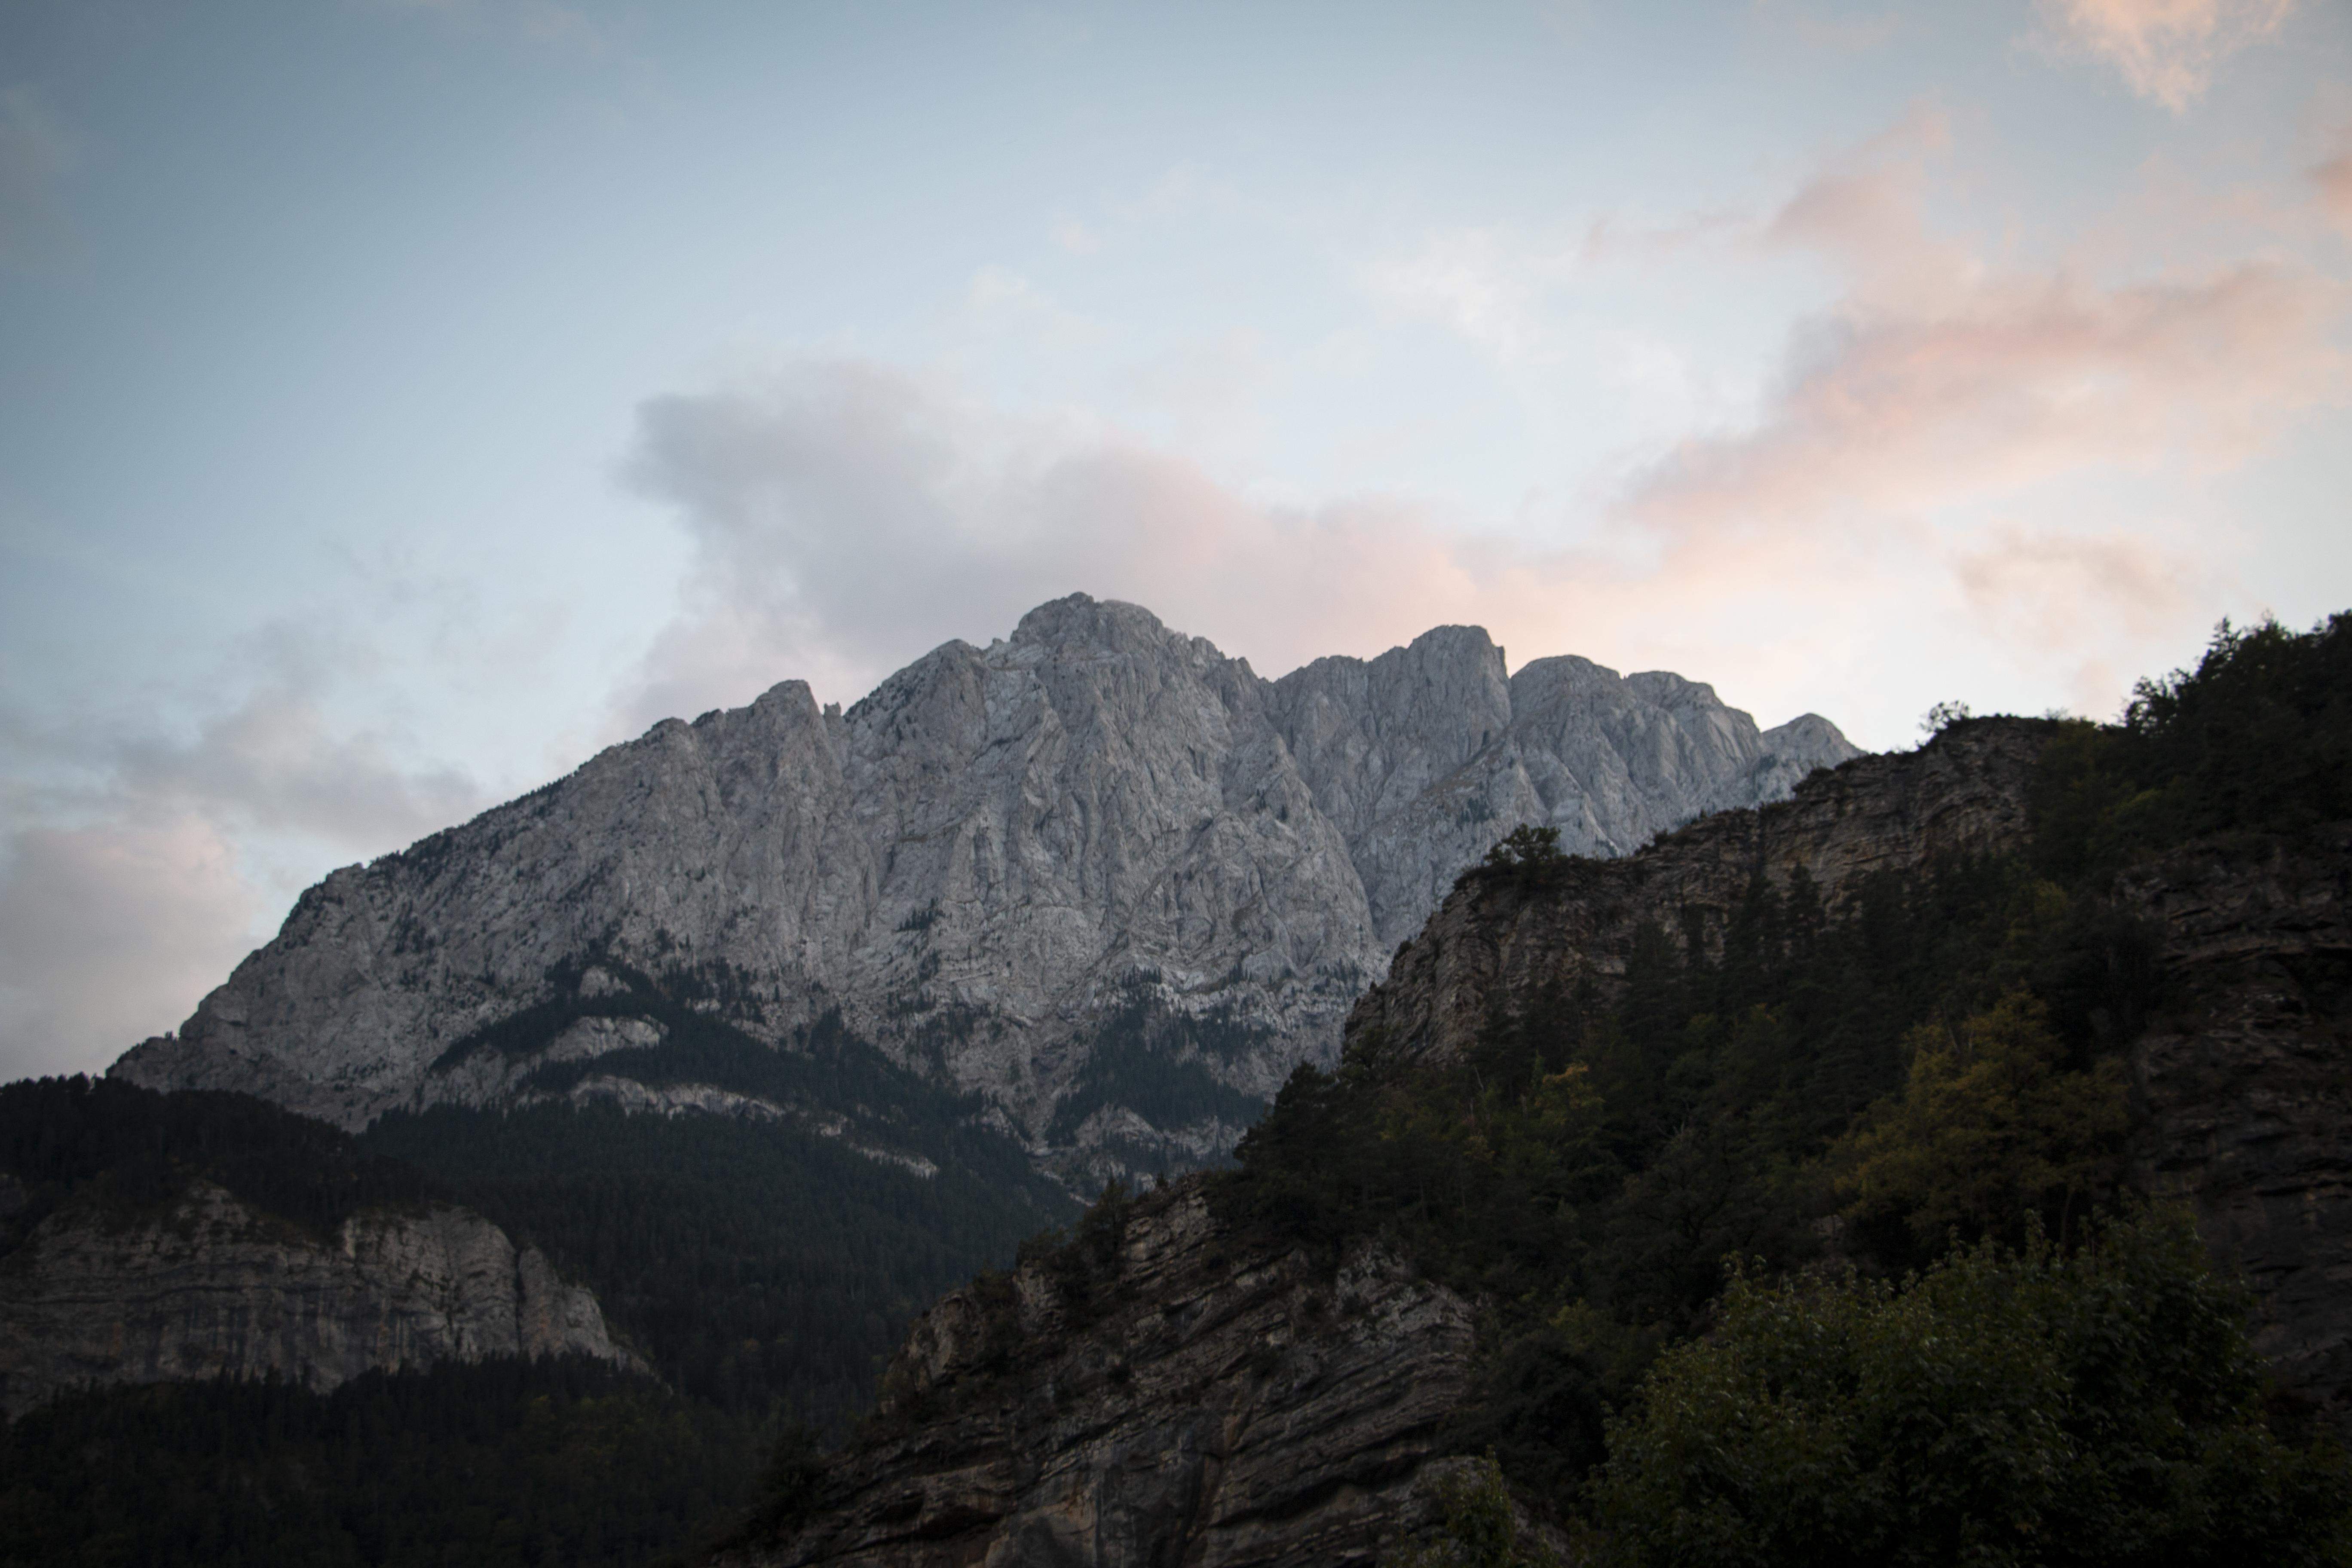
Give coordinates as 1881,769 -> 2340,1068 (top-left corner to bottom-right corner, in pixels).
714,721 -> 2352,1565
2121,824 -> 2352,1421
113,597 -> 1858,1172
0,1179 -> 635,1419
1349,716 -> 2352,1419
717,1186 -> 1480,1568
1348,717 -> 2051,1064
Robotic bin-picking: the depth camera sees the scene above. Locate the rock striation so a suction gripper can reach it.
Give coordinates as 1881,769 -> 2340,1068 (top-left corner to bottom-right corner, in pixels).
113,597 -> 1858,1174
733,721 -> 2352,1565
715,1185 -> 1481,1568
0,1179 -> 636,1419
1350,715 -> 2352,1421
1349,716 -> 2052,1063
2121,825 -> 2352,1422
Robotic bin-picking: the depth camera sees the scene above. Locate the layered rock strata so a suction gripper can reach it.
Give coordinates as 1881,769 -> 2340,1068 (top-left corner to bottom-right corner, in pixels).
1349,717 -> 2051,1063
1351,716 -> 2352,1419
0,1179 -> 634,1419
113,596 -> 1858,1169
2122,825 -> 2352,1421
717,1186 -> 1479,1568
723,723 -> 2352,1564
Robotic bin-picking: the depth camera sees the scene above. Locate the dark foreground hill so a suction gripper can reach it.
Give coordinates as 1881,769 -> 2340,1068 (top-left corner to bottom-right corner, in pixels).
717,614 -> 2352,1568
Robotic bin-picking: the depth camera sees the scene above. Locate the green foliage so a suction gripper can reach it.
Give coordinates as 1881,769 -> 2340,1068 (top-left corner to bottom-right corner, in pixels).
1390,1455 -> 1563,1568
2035,612 -> 2352,880
1590,1212 -> 2352,1568
359,1100 -> 1070,1428
1920,699 -> 1973,736
0,1075 -> 443,1249
1461,824 -> 1570,891
1044,993 -> 1271,1153
1832,991 -> 2128,1262
1221,610 -> 2352,1529
744,1423 -> 828,1538
0,1357 -> 758,1568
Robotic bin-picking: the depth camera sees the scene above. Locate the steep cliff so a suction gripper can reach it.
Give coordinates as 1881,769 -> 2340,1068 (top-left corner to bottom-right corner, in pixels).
113,596 -> 1857,1176
2121,824 -> 2352,1421
729,717 -> 2352,1564
715,1185 -> 1482,1568
1349,717 -> 2051,1064
0,1178 -> 634,1419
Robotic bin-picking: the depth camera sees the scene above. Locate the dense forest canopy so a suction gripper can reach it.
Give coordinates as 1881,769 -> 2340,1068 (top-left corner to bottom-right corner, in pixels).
0,1023 -> 1073,1561
0,1357 -> 754,1568
9,612 -> 2352,1565
1208,612 -> 2352,1550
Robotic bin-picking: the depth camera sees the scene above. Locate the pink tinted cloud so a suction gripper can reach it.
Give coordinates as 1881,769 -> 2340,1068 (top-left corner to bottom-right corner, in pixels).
0,813 -> 261,1080
2317,147 -> 2352,239
0,625 -> 492,1076
616,358 -> 1897,743
619,107 -> 2349,754
1951,524 -> 2203,649
1622,113 -> 2346,561
2031,0 -> 2298,111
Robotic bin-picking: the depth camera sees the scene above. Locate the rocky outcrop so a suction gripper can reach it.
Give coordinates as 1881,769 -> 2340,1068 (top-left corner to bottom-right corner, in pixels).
718,720 -> 2352,1565
113,597 -> 1858,1174
1349,717 -> 2051,1063
2122,824 -> 2352,1422
717,1186 -> 1479,1568
0,1179 -> 636,1419
1351,718 -> 2352,1422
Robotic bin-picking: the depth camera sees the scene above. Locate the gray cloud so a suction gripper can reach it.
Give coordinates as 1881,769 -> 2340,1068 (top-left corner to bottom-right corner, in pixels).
0,625 -> 489,1079
0,811 -> 260,1082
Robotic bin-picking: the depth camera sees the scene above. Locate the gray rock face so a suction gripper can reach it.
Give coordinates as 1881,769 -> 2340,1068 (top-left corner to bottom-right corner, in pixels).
2121,824 -> 2352,1423
0,1179 -> 636,1419
1350,717 -> 2053,1067
113,596 -> 1859,1171
715,1185 -> 1484,1568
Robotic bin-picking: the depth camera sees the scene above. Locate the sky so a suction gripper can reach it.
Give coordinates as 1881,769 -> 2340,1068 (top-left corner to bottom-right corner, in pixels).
2,0 -> 2349,1081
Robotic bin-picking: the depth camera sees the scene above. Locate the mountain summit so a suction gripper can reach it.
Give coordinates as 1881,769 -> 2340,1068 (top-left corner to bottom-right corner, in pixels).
114,596 -> 1858,1177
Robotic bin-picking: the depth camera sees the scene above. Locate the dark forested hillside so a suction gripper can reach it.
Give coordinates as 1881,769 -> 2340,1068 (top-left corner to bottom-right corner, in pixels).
0,1075 -> 447,1254
1209,612 -> 2352,1552
2,1035 -> 1072,1561
0,1357 -> 755,1568
358,1099 -> 1070,1424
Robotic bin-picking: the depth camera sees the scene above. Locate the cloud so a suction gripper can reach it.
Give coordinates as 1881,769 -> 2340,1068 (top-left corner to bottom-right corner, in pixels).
0,813 -> 260,1082
1620,108 -> 2347,555
615,104 -> 2345,756
2030,0 -> 2297,111
2317,143 -> 2352,240
0,626 -> 490,1078
611,355 -> 1938,743
618,359 -> 1583,727
1755,1 -> 1902,53
1950,524 -> 2204,648
111,686 -> 484,850
965,265 -> 1106,349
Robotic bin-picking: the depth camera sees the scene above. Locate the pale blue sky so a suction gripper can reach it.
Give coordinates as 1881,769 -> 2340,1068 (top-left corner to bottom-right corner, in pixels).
4,0 -> 2349,1077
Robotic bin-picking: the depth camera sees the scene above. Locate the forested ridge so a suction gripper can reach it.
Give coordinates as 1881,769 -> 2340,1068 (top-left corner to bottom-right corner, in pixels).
8,613 -> 2351,1567
0,1025 -> 1072,1562
1208,612 -> 2352,1562
0,1357 -> 751,1568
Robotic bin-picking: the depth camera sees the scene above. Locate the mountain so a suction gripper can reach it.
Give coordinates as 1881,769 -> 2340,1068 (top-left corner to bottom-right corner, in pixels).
112,595 -> 1857,1180
717,692 -> 2352,1565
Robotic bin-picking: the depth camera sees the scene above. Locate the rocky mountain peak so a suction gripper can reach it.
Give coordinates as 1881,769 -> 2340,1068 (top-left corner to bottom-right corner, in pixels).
114,598 -> 1861,1180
